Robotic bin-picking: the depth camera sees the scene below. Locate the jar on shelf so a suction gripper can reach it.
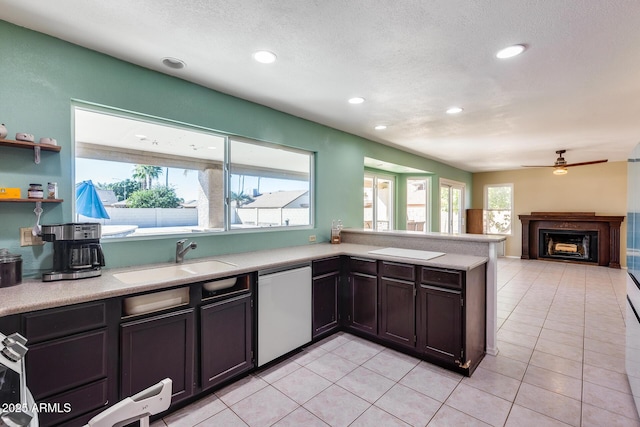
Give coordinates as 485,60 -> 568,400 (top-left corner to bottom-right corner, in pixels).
47,182 -> 58,199
28,183 -> 44,199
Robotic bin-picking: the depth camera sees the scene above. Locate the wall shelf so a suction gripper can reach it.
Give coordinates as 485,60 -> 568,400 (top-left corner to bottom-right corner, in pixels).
0,198 -> 63,203
0,138 -> 62,152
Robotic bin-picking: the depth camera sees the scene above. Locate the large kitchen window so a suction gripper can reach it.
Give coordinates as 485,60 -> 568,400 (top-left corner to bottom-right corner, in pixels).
484,183 -> 513,234
74,105 -> 313,238
364,173 -> 394,230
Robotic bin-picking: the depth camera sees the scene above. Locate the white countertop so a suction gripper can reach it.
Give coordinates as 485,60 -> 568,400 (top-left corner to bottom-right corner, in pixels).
0,243 -> 488,317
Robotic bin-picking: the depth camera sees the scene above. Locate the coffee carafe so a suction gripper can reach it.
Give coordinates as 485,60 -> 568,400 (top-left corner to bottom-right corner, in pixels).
41,223 -> 105,282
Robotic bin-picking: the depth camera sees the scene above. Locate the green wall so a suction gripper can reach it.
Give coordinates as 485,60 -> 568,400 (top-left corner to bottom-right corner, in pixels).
0,21 -> 472,277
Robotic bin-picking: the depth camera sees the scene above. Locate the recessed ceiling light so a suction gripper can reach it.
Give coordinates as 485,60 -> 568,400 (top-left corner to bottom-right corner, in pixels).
207,146 -> 217,150
374,125 -> 387,130
161,57 -> 186,69
253,50 -> 277,64
446,106 -> 463,114
496,44 -> 526,59
135,134 -> 148,140
348,97 -> 365,104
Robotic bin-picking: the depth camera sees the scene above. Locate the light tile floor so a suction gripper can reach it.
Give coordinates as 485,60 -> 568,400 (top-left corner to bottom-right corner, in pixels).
153,258 -> 640,426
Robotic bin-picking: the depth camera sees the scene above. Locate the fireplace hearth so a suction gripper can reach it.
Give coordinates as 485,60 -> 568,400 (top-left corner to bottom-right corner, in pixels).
519,212 -> 624,268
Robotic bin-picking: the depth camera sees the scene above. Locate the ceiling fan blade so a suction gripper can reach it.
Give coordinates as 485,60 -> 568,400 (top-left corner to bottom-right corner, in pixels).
521,165 -> 555,168
564,159 -> 608,167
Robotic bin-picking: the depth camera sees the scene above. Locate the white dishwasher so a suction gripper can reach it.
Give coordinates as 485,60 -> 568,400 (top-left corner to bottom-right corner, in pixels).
258,265 -> 312,367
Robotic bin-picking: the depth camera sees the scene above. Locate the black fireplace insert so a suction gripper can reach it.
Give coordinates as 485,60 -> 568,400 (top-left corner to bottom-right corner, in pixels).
539,229 -> 599,263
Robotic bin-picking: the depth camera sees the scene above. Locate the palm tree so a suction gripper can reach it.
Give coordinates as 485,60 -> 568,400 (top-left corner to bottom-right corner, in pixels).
133,165 -> 163,190
230,191 -> 254,207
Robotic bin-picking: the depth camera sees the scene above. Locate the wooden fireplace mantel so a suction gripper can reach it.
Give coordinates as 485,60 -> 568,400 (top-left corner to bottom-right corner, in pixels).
519,212 -> 625,268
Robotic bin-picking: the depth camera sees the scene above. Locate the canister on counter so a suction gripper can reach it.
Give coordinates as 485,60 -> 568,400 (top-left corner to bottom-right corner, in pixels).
28,183 -> 44,199
0,248 -> 22,287
47,182 -> 58,199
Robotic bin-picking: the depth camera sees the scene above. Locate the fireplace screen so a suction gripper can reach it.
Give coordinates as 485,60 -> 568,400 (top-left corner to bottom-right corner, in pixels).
539,229 -> 599,263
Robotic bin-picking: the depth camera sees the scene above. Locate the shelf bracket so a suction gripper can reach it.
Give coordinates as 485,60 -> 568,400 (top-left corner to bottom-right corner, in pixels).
33,202 -> 43,235
33,145 -> 41,164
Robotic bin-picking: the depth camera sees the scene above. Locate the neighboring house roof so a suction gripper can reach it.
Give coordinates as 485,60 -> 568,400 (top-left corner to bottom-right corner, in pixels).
97,189 -> 118,206
240,190 -> 308,209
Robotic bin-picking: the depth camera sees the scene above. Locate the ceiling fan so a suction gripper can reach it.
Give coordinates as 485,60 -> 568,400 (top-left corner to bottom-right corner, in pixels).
522,150 -> 608,175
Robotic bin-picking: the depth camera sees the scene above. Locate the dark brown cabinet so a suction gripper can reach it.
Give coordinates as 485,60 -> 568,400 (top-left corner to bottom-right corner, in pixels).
417,265 -> 486,374
200,293 -> 253,390
120,308 -> 195,405
312,257 -> 341,338
346,257 -> 378,336
18,301 -> 118,426
378,261 -> 416,348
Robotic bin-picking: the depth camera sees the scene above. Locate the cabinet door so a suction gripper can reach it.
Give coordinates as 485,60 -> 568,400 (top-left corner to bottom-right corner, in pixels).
121,308 -> 195,404
312,272 -> 339,338
348,273 -> 378,335
417,285 -> 462,365
200,294 -> 253,390
379,278 -> 416,347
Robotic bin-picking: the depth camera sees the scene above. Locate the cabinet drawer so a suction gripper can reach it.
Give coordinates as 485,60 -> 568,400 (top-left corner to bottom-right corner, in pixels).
313,256 -> 342,277
27,329 -> 108,400
23,302 -> 106,343
349,257 -> 377,275
380,261 -> 415,281
37,378 -> 108,426
421,267 -> 462,289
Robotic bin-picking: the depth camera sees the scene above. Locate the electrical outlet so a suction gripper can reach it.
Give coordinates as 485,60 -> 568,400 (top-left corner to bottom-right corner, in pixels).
308,235 -> 316,242
20,227 -> 44,246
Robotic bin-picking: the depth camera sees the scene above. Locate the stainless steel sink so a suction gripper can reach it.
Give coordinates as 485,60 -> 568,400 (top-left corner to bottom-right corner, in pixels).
113,260 -> 238,285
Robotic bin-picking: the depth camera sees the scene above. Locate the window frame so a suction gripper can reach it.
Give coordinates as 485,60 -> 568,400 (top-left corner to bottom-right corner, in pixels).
405,176 -> 431,232
439,178 -> 465,234
72,102 -> 315,239
483,183 -> 514,235
364,172 -> 395,231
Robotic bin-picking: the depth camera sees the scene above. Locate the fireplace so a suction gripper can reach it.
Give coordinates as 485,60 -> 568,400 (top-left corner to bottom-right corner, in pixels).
519,212 -> 624,268
539,229 -> 598,263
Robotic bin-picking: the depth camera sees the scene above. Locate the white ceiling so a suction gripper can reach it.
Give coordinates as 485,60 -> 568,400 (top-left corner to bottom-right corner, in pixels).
2,0 -> 640,172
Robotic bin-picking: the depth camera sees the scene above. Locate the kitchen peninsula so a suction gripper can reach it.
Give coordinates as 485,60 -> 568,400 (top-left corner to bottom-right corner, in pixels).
341,228 -> 506,356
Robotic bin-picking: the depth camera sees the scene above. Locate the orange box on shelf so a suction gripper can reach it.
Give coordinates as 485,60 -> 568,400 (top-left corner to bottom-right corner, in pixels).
0,188 -> 21,198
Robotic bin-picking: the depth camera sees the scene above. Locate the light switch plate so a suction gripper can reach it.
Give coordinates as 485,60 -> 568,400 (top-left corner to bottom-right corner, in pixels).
20,227 -> 44,246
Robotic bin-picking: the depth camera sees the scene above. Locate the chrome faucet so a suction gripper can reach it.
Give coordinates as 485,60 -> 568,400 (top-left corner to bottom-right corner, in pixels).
176,239 -> 197,263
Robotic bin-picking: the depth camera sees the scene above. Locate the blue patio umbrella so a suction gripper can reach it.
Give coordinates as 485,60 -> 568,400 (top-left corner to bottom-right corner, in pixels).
76,180 -> 110,219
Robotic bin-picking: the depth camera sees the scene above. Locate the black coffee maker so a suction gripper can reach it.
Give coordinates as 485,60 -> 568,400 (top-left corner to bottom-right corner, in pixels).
41,223 -> 105,282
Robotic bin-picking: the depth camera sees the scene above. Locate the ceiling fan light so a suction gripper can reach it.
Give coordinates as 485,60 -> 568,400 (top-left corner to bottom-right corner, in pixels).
553,168 -> 568,175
